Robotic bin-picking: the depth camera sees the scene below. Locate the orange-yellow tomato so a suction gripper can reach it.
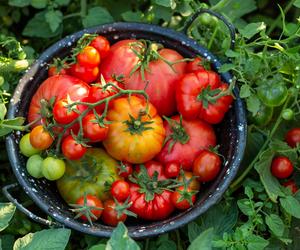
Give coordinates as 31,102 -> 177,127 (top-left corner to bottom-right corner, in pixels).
103,96 -> 165,163
30,125 -> 54,150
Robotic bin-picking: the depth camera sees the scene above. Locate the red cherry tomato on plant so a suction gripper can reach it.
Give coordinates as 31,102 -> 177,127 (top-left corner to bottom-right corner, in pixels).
271,156 -> 294,179
30,125 -> 54,150
82,113 -> 109,142
90,35 -> 110,59
171,186 -> 196,210
53,99 -> 79,125
118,162 -> 133,178
69,63 -> 99,83
165,162 -> 180,178
186,57 -> 205,73
111,180 -> 130,202
77,46 -> 100,67
101,199 -> 128,226
193,150 -> 221,182
285,128 -> 300,148
75,195 -> 103,221
282,180 -> 298,194
61,135 -> 87,160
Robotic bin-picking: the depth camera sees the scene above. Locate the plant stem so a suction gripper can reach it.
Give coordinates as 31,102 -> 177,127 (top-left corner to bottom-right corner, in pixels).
144,238 -> 150,250
176,229 -> 183,250
63,13 -> 81,20
207,25 -> 219,50
211,0 -> 230,11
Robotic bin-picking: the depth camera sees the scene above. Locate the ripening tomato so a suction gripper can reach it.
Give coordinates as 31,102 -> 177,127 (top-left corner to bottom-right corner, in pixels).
171,186 -> 196,210
19,133 -> 41,157
165,162 -> 180,178
103,96 -> 165,164
101,199 -> 127,226
178,171 -> 200,191
271,156 -> 294,179
61,135 -> 86,160
99,39 -> 186,116
29,125 -> 54,150
75,195 -> 103,221
53,99 -> 79,125
111,180 -> 130,202
186,57 -> 205,73
68,63 -> 99,83
90,36 -> 110,58
48,65 -> 68,77
193,150 -> 221,182
156,116 -> 216,171
282,180 -> 298,194
82,113 -> 109,142
117,162 -> 133,178
285,128 -> 300,148
77,46 -> 100,67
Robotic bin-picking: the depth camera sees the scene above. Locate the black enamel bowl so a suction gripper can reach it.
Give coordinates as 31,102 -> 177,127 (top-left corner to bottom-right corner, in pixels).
5,21 -> 246,238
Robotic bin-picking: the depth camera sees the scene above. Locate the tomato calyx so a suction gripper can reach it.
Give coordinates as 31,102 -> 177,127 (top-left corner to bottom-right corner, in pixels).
48,58 -> 69,74
177,170 -> 198,205
124,112 -> 154,135
110,197 -> 137,219
163,116 -> 190,153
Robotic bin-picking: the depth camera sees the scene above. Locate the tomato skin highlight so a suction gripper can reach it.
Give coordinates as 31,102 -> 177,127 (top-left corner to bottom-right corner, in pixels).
61,135 -> 86,160
90,36 -> 110,58
285,128 -> 300,148
75,195 -> 103,221
77,46 -> 100,67
101,199 -> 127,226
271,156 -> 294,179
165,162 -> 180,178
111,180 -> 130,202
29,125 -> 54,150
82,114 -> 109,142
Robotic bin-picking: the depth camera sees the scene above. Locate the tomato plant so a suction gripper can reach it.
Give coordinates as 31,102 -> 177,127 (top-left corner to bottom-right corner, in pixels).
257,84 -> 288,107
171,186 -> 196,210
53,99 -> 79,125
285,128 -> 300,148
61,135 -> 86,160
282,180 -> 298,194
73,195 -> 103,222
271,156 -> 294,179
101,199 -> 128,226
82,113 -> 108,142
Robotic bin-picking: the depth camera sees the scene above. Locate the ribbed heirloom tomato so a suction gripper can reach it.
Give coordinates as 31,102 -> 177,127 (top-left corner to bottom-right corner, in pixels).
103,96 -> 165,164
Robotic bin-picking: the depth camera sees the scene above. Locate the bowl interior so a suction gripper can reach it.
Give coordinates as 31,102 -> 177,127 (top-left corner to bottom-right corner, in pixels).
6,22 -> 246,238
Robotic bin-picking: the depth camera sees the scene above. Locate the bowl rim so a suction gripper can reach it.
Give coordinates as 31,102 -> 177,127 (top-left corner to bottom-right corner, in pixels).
6,21 -> 247,238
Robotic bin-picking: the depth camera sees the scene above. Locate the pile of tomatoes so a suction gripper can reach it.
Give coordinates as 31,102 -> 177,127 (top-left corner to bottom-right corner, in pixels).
19,34 -> 234,226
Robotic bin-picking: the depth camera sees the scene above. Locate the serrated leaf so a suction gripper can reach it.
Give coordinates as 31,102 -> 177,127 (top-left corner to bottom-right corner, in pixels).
89,244 -> 106,250
239,22 -> 266,39
225,49 -> 240,58
0,103 -> 7,120
31,0 -> 47,9
246,95 -> 260,114
240,84 -> 251,98
247,235 -> 269,250
218,63 -> 235,73
45,10 -> 63,32
280,196 -> 300,219
9,0 -> 30,7
0,203 -> 16,232
254,149 -> 285,202
13,228 -> 71,250
237,199 -> 254,216
106,223 -> 140,250
82,7 -> 113,28
188,228 -> 214,250
294,0 -> 300,8
245,186 -> 254,199
265,214 -> 284,237
0,117 -> 25,137
121,11 -> 143,22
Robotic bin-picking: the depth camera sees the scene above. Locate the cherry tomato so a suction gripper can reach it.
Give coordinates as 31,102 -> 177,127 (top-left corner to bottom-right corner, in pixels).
282,109 -> 294,121
111,180 -> 130,202
118,162 -> 133,178
53,99 -> 79,125
77,46 -> 100,67
82,113 -> 109,142
249,103 -> 273,127
29,125 -> 54,150
42,157 -> 65,181
193,150 -> 221,182
19,133 -> 41,157
271,156 -> 294,179
136,161 -> 167,180
48,66 -> 67,77
178,171 -> 200,190
61,135 -> 86,160
186,57 -> 205,73
282,180 -> 298,194
101,199 -> 127,226
285,128 -> 300,148
68,63 -> 99,83
165,162 -> 180,178
257,84 -> 288,107
90,36 -> 110,58
171,186 -> 196,210
75,195 -> 103,221
26,154 -> 44,178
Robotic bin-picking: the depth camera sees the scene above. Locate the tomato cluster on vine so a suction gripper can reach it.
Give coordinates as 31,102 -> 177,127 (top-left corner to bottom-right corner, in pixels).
19,33 -> 235,226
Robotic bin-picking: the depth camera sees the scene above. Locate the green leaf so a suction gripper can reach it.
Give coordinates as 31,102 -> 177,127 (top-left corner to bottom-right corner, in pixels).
225,49 -> 240,58
280,196 -> 300,219
240,84 -> 251,98
247,235 -> 269,250
218,63 -> 235,73
254,149 -> 285,202
9,0 -> 30,7
246,95 -> 260,114
188,228 -> 214,250
89,244 -> 106,250
82,7 -> 114,28
188,222 -> 202,243
237,199 -> 254,216
31,0 -> 47,9
153,0 -> 176,9
0,203 -> 16,232
23,11 -> 62,38
13,228 -> 71,250
106,223 -> 140,250
45,10 -> 63,32
1,234 -> 15,250
54,0 -> 71,6
0,103 -> 7,120
265,214 -> 284,237
239,22 -> 266,39
157,240 -> 176,250
121,11 -> 143,22
245,186 -> 254,199
269,139 -> 298,163
0,117 -> 25,137
294,0 -> 300,8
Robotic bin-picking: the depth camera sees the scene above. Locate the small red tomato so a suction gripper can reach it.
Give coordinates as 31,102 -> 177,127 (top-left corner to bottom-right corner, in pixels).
186,57 -> 205,73
68,63 -> 99,83
193,150 -> 221,182
283,180 -> 298,194
111,180 -> 130,202
77,46 -> 100,67
82,113 -> 109,142
171,186 -> 196,210
61,135 -> 86,160
136,161 -> 167,180
101,199 -> 127,226
118,162 -> 133,178
48,66 -> 68,77
165,162 -> 180,178
90,36 -> 110,59
53,99 -> 79,125
75,195 -> 103,221
285,128 -> 300,148
271,156 -> 294,179
30,125 -> 54,150
178,171 -> 200,190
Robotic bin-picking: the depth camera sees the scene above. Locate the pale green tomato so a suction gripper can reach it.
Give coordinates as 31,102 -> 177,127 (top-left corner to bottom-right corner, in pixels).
26,154 -> 44,178
19,133 -> 41,157
42,157 -> 66,181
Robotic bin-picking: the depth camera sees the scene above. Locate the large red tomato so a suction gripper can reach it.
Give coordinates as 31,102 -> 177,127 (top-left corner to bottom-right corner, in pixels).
156,116 -> 216,171
28,75 -> 90,126
99,39 -> 186,116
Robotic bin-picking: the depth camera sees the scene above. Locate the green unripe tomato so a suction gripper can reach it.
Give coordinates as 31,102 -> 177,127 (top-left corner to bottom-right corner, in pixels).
19,133 -> 41,157
282,108 -> 294,120
249,103 -> 273,127
257,84 -> 288,107
26,154 -> 44,178
42,157 -> 66,181
198,13 -> 218,27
